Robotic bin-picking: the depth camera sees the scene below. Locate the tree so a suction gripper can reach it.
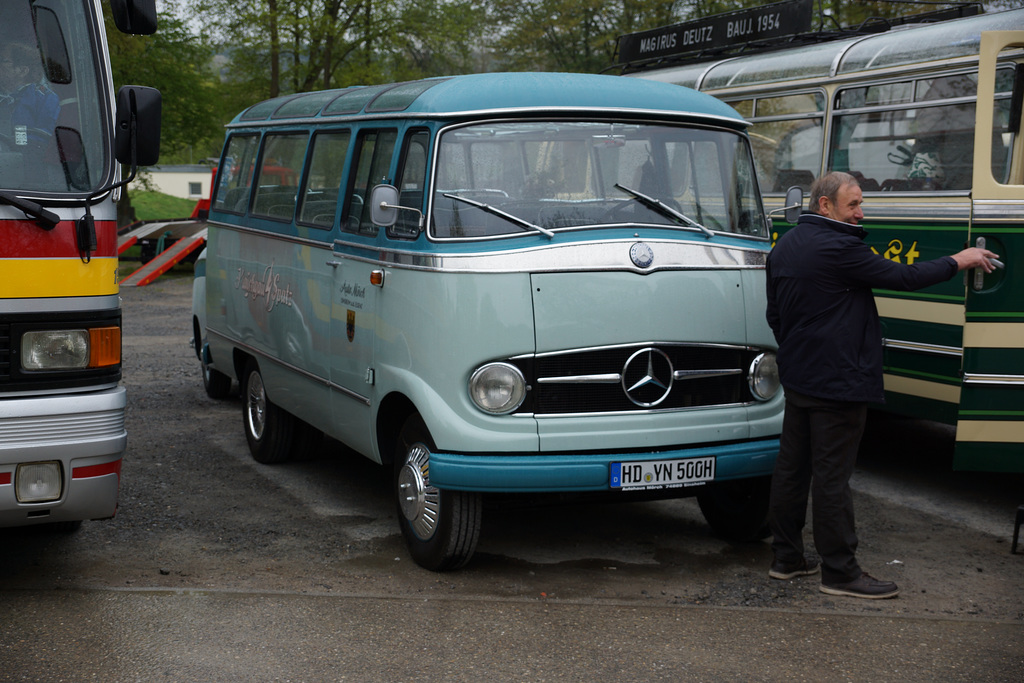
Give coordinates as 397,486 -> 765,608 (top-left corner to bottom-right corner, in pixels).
105,8 -> 226,164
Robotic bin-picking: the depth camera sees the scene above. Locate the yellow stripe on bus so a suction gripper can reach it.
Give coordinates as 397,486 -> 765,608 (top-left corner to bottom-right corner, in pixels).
883,374 -> 961,403
875,297 -> 964,326
956,420 -> 1024,443
962,322 -> 1024,349
0,258 -> 119,298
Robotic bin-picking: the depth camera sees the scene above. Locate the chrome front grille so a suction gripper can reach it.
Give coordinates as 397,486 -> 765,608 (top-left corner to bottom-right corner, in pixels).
521,343 -> 758,415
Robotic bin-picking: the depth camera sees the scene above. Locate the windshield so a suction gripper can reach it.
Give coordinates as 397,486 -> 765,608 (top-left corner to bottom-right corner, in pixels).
0,0 -> 110,195
431,120 -> 766,239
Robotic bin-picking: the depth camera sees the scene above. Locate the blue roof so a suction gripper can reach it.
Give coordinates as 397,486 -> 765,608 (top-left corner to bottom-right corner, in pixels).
231,72 -> 746,128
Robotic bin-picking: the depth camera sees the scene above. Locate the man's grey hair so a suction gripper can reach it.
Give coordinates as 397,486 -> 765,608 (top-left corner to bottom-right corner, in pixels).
809,172 -> 859,214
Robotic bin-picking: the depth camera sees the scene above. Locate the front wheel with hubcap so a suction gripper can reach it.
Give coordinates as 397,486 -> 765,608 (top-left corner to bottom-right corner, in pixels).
394,414 -> 481,571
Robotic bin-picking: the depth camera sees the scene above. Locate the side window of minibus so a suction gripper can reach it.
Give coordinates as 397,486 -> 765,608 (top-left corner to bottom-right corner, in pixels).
389,128 -> 429,239
298,130 -> 351,229
213,134 -> 260,214
343,129 -> 398,235
251,132 -> 308,221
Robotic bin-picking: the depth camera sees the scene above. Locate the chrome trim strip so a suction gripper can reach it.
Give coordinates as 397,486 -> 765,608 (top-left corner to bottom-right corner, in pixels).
207,220 -> 334,249
207,328 -> 371,406
331,238 -> 767,274
536,369 -> 741,384
520,340 -> 760,360
963,373 -> 1024,386
225,106 -> 747,129
533,399 -> 755,419
538,374 -> 620,384
882,338 -> 962,358
0,294 -> 121,314
674,368 -> 743,379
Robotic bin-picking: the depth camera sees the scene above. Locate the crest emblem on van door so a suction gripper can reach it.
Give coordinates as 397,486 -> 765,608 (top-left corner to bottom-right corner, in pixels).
347,309 -> 355,342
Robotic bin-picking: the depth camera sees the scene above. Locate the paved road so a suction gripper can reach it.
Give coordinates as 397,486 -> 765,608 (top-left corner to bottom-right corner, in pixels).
1,275 -> 1022,682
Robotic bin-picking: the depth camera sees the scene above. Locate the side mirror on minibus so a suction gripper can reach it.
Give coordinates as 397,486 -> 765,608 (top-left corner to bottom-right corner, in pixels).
114,85 -> 162,167
370,184 -> 424,234
768,185 -> 804,227
784,185 -> 803,224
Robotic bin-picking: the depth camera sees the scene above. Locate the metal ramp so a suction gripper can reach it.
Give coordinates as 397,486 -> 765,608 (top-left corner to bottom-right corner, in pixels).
117,219 -> 204,255
120,225 -> 207,287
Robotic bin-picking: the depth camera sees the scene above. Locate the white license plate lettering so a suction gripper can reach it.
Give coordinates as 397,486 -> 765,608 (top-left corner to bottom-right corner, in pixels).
611,456 -> 715,490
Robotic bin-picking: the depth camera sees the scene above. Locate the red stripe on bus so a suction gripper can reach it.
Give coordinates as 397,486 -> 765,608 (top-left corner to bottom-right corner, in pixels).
72,459 -> 122,480
0,219 -> 118,258
0,472 -> 11,485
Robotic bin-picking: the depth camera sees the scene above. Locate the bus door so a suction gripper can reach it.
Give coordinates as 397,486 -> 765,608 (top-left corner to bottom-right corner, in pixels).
329,129 -> 396,455
957,30 -> 1024,472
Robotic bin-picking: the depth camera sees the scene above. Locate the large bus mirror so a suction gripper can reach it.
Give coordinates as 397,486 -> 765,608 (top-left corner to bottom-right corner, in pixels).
370,184 -> 424,232
114,85 -> 161,167
767,185 -> 804,225
784,185 -> 803,224
109,0 -> 158,35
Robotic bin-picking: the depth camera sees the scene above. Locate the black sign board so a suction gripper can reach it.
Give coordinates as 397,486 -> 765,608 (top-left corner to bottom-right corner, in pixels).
617,0 -> 813,65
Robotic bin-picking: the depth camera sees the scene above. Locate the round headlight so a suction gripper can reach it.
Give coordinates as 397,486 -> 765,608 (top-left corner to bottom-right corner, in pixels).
748,352 -> 780,401
469,362 -> 526,415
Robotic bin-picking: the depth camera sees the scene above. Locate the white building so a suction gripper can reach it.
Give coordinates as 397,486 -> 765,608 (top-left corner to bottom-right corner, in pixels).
131,164 -> 216,201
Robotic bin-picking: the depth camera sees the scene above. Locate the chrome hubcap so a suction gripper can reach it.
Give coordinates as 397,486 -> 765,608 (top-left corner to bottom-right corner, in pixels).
398,443 -> 440,541
246,371 -> 266,440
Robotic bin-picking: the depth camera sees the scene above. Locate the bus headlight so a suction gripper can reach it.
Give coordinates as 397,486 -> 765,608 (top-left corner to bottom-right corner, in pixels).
21,330 -> 89,370
748,352 -> 780,401
20,327 -> 121,371
16,462 -> 63,503
469,362 -> 526,414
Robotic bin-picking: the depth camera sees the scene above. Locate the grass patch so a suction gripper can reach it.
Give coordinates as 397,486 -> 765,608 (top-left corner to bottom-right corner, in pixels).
129,191 -> 197,222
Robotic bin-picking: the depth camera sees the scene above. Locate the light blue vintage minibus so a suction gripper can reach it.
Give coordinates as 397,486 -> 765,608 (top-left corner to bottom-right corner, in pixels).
194,72 -> 783,570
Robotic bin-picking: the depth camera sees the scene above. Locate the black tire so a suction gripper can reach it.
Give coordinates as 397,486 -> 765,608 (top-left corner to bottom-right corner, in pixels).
697,475 -> 772,541
242,359 -> 296,464
394,414 -> 482,571
202,357 -> 233,399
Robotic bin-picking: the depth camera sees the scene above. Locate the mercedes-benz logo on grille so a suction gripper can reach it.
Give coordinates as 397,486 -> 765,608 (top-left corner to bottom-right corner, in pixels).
621,347 -> 674,407
629,241 -> 654,269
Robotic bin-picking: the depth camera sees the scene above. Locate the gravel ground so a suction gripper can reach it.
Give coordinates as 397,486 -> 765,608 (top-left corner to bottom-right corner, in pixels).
3,271 -> 1023,626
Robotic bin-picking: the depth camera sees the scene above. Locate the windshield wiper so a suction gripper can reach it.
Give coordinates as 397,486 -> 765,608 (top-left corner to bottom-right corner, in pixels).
614,183 -> 713,239
443,192 -> 555,238
0,190 -> 59,230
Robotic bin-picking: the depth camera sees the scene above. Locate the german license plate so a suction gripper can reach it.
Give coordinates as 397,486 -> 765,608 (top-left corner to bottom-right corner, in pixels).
610,456 -> 715,490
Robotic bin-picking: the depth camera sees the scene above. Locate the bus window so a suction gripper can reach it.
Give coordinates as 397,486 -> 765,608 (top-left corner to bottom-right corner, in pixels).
729,92 -> 824,193
213,134 -> 260,214
390,129 -> 429,239
298,130 -> 351,228
252,133 -> 308,220
829,69 -> 1015,191
343,129 -> 397,235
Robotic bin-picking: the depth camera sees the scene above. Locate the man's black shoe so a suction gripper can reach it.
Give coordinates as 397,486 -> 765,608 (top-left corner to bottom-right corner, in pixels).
768,556 -> 821,580
820,572 -> 899,599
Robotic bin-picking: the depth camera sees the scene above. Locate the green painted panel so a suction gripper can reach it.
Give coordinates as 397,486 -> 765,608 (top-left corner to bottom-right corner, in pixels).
953,442 -> 1024,473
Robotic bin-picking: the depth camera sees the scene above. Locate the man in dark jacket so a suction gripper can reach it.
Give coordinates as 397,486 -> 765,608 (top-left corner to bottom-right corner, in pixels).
765,171 -> 998,599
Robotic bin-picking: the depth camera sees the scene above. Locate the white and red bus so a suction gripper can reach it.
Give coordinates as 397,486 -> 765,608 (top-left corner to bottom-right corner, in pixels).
0,0 -> 160,529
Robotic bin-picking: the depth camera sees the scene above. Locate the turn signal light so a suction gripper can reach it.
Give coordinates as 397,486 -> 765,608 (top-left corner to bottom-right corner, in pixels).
89,326 -> 121,367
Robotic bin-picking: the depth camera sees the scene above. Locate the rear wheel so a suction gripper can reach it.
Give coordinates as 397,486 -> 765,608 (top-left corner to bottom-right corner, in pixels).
394,414 -> 481,571
242,360 -> 296,464
697,475 -> 772,541
202,357 -> 232,399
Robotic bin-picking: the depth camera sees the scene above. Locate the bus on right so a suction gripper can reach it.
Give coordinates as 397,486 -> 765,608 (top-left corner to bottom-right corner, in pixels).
619,6 -> 1024,472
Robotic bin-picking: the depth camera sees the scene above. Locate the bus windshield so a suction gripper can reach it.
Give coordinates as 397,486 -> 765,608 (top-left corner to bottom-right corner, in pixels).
0,0 -> 111,195
431,121 -> 766,239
